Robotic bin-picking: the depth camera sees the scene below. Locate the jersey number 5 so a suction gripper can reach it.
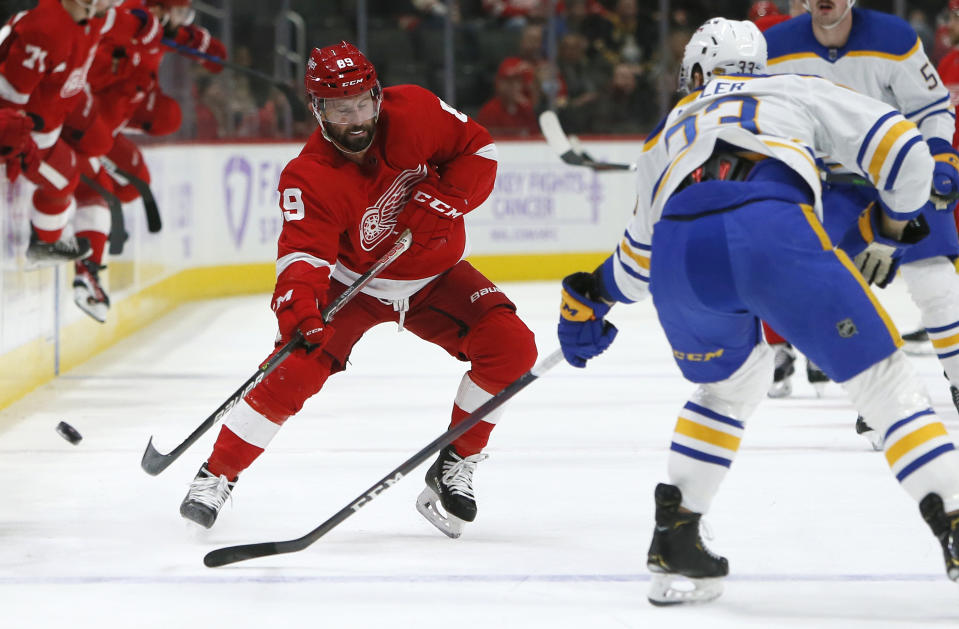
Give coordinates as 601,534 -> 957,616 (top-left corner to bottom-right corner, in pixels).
282,188 -> 305,221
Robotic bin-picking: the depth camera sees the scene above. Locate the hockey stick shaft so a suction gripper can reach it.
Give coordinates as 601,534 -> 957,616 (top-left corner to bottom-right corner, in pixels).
100,156 -> 162,233
80,173 -> 127,255
203,348 -> 565,567
162,38 -> 291,88
140,229 -> 413,476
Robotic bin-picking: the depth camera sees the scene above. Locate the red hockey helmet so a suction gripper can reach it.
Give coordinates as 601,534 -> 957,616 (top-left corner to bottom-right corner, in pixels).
305,42 -> 379,100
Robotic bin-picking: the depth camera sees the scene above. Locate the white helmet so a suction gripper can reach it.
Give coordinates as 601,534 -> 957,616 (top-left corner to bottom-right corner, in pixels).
678,18 -> 768,94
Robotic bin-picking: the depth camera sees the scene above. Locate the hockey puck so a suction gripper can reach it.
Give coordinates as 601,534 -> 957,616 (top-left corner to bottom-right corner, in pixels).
55,421 -> 82,445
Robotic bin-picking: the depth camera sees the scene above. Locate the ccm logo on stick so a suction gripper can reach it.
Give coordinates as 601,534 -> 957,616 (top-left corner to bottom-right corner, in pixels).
413,191 -> 464,218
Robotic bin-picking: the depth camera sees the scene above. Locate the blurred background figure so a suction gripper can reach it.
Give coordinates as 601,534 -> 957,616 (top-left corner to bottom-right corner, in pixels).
476,58 -> 539,136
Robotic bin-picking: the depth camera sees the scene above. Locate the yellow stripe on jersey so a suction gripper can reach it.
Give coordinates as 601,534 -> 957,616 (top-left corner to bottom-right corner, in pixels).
675,418 -> 742,451
645,92 -> 700,152
763,139 -> 818,174
885,422 -> 949,466
653,142 -> 697,202
847,39 -> 921,62
620,238 -> 650,269
868,120 -> 916,182
643,127 -> 663,152
767,52 -> 820,65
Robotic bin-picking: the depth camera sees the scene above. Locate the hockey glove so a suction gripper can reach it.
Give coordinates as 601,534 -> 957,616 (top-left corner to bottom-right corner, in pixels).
400,180 -> 467,250
928,138 -> 959,210
175,25 -> 227,73
272,269 -> 333,351
838,203 -> 929,288
0,110 -> 38,182
558,271 -> 618,368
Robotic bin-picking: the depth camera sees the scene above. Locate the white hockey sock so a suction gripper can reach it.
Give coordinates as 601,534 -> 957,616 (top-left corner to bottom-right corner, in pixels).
223,399 -> 282,449
667,344 -> 772,514
901,258 -> 959,386
843,350 -> 959,511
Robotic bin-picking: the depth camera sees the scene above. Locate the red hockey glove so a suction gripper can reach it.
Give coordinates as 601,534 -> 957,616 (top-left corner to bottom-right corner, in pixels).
271,274 -> 333,350
176,25 -> 226,73
400,180 -> 468,250
0,110 -> 39,182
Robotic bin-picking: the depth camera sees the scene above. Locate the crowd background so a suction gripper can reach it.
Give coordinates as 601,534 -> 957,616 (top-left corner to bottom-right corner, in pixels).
0,0 -> 954,140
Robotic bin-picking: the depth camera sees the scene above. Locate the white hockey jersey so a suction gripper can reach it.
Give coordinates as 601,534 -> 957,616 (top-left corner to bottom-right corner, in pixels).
607,72 -> 933,304
765,9 -> 954,143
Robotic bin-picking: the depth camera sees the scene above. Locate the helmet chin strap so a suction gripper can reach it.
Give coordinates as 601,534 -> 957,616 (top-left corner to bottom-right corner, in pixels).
804,1 -> 855,31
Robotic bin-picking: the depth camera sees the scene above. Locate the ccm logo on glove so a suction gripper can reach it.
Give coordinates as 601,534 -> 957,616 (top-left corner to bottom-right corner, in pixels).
412,190 -> 464,218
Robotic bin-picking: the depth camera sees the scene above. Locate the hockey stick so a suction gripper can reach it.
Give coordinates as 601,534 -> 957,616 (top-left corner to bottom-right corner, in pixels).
100,156 -> 162,233
538,110 -> 637,172
202,348 -> 565,567
161,38 -> 309,121
140,228 -> 414,476
79,173 -> 128,255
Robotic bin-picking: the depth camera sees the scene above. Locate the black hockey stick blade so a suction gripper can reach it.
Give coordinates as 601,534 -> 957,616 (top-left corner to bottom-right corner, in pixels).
538,110 -> 636,172
203,348 -> 565,567
140,229 -> 413,476
102,157 -> 162,232
80,174 -> 127,255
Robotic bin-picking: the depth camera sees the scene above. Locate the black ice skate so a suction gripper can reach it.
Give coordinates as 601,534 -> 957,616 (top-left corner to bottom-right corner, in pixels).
647,483 -> 728,606
855,415 -> 884,451
806,359 -> 829,397
25,230 -> 91,267
180,463 -> 235,529
767,343 -> 796,398
950,384 -> 959,417
73,259 -> 110,323
919,493 -> 959,581
416,444 -> 488,539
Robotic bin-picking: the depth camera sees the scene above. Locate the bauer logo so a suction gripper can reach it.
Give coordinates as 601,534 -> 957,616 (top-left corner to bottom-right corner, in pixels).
470,286 -> 502,303
223,156 -> 253,248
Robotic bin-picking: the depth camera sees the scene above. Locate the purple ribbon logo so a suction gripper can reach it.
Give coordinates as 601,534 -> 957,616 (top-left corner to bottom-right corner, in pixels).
223,156 -> 252,248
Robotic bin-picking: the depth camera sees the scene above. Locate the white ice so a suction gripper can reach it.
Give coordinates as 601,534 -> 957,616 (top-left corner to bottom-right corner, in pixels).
1,280 -> 958,628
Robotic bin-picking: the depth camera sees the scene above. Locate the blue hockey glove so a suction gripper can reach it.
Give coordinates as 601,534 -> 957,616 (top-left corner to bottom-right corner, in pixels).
838,203 -> 929,288
558,271 -> 618,368
928,138 -> 959,210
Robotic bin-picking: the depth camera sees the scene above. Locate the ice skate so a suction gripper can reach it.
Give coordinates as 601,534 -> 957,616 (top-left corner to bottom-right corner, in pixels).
180,463 -> 235,529
73,260 -> 110,323
855,415 -> 884,451
806,359 -> 829,397
919,493 -> 959,581
951,384 -> 959,417
646,483 -> 728,606
901,328 -> 934,356
416,444 -> 488,539
767,343 -> 796,398
25,231 -> 91,267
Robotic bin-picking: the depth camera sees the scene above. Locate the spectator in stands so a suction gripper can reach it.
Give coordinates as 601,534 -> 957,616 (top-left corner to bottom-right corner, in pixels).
587,0 -> 652,71
496,23 -> 562,110
482,0 -> 549,29
589,61 -> 656,134
556,32 -> 601,133
476,58 -> 539,137
911,8 -> 937,55
749,0 -> 802,31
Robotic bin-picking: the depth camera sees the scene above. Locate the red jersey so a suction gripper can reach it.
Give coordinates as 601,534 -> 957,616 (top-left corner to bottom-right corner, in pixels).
275,84 -> 497,302
0,0 -> 114,148
937,48 -> 959,147
476,96 -> 538,137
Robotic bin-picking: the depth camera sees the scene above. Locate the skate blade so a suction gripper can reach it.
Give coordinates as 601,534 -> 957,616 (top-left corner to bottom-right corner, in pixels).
811,382 -> 827,398
415,487 -> 464,539
74,289 -> 108,323
864,433 -> 884,452
767,380 -> 792,399
647,571 -> 724,606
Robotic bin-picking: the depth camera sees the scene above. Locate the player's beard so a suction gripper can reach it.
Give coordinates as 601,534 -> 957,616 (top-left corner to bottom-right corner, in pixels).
325,118 -> 376,153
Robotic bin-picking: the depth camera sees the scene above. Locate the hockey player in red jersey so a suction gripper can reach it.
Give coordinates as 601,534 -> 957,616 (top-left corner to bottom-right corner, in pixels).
0,0 -> 122,264
179,42 -> 538,538
62,0 -> 226,321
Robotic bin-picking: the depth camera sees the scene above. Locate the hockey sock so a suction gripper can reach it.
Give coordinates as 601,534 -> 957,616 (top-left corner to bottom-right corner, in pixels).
901,258 -> 959,387
207,399 -> 281,479
449,373 -> 502,456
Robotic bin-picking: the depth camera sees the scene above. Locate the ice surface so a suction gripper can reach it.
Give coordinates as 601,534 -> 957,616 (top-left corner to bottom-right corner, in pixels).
1,280 -> 957,627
